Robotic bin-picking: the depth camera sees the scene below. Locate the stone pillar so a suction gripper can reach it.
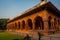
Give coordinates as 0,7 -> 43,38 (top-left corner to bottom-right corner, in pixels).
24,22 -> 26,30
17,22 -> 19,30
56,18 -> 59,31
25,21 -> 29,30
20,22 -> 22,30
58,19 -> 60,30
43,19 -> 49,35
32,20 -> 35,30
51,18 -> 54,30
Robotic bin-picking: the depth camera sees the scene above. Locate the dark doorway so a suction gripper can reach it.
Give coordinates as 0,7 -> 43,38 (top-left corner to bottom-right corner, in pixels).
15,23 -> 17,29
48,16 -> 52,29
34,16 -> 44,30
22,20 -> 25,29
27,19 -> 32,29
18,22 -> 20,29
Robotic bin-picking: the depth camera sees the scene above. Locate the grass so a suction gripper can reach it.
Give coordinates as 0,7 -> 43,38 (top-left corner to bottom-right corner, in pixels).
0,32 -> 24,40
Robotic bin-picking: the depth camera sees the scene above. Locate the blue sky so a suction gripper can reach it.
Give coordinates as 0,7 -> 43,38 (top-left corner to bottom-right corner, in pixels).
0,0 -> 60,19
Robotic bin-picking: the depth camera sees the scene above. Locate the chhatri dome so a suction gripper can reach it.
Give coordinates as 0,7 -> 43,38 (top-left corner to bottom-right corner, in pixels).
40,0 -> 47,5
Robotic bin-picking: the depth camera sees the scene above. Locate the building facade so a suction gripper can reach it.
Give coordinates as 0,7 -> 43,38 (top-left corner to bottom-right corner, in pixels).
7,1 -> 60,35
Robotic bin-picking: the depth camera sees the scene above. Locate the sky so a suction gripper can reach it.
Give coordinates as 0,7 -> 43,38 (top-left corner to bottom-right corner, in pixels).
0,0 -> 60,19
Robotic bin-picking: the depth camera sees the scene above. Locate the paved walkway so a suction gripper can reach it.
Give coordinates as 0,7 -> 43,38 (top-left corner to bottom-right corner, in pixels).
7,31 -> 60,40
41,31 -> 60,40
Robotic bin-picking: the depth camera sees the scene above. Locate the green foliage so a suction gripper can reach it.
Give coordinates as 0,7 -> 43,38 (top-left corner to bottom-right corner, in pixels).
0,32 -> 24,40
0,18 -> 9,30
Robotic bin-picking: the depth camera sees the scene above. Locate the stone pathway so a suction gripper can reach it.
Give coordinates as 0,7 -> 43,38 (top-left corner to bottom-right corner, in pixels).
7,31 -> 60,40
41,31 -> 60,40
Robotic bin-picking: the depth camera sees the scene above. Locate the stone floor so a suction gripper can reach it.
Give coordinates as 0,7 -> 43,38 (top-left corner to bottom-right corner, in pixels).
7,31 -> 60,40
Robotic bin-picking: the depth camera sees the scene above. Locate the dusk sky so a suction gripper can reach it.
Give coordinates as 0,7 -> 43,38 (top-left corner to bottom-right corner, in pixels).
0,0 -> 60,19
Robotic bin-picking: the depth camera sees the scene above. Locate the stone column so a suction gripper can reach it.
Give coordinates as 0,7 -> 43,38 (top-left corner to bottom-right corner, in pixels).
51,18 -> 54,30
25,21 -> 29,30
24,22 -> 26,30
58,19 -> 60,30
32,20 -> 35,30
43,19 -> 49,35
56,18 -> 59,31
20,22 -> 22,30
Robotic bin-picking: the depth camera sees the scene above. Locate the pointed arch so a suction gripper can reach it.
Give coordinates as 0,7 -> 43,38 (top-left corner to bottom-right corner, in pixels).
27,19 -> 32,29
54,18 -> 57,30
48,16 -> 52,29
18,22 -> 20,29
15,23 -> 17,27
22,20 -> 25,29
14,22 -> 17,29
34,16 -> 44,30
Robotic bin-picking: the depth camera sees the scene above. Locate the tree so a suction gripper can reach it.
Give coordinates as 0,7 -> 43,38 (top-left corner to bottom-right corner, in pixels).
0,18 -> 9,30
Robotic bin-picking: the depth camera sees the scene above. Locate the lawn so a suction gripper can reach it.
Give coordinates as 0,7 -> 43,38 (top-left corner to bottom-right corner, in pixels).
0,32 -> 24,40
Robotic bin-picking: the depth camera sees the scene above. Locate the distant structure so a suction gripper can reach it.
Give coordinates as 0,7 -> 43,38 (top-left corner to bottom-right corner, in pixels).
7,0 -> 60,35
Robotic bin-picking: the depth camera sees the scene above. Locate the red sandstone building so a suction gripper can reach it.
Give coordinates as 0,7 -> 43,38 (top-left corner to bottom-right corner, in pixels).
7,0 -> 60,35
